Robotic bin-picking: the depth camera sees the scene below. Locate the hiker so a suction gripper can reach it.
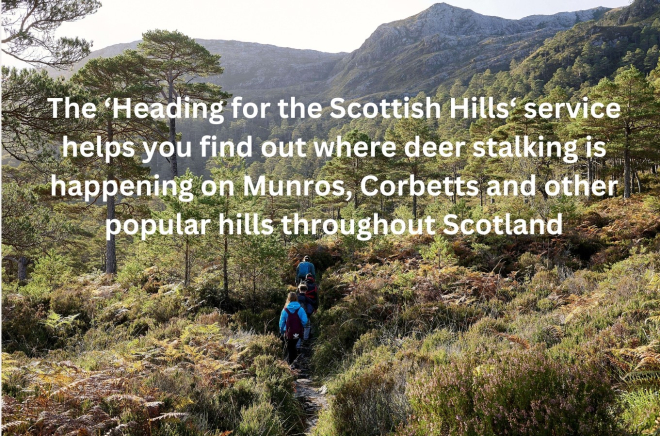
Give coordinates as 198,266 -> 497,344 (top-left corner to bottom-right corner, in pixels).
296,255 -> 316,285
296,280 -> 317,342
305,274 -> 319,304
303,273 -> 319,313
279,292 -> 308,365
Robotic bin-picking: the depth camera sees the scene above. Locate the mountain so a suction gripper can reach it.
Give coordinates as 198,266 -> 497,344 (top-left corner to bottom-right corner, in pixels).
48,3 -> 622,178
324,3 -> 608,99
52,40 -> 345,101
511,0 -> 660,89
54,3 -> 608,102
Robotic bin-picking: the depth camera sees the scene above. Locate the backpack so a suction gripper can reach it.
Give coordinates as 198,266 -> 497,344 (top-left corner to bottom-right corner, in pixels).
284,308 -> 304,340
304,280 -> 319,309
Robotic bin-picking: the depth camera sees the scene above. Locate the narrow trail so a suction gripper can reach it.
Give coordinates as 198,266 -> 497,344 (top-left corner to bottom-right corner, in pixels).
292,338 -> 328,435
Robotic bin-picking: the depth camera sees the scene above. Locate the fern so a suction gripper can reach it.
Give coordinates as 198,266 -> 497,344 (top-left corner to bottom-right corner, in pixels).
497,333 -> 531,349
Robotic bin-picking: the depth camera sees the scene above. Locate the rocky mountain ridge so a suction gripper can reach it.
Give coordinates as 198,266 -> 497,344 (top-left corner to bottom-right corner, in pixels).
53,3 -> 609,102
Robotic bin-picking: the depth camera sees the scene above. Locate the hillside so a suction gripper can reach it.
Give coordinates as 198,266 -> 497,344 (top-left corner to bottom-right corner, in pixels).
325,3 -> 608,99
3,185 -> 660,435
45,3 -> 612,178
52,3 -> 608,102
51,40 -> 345,102
510,0 -> 660,91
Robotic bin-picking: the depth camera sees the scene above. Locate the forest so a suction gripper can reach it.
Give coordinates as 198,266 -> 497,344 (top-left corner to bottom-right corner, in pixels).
2,0 -> 660,435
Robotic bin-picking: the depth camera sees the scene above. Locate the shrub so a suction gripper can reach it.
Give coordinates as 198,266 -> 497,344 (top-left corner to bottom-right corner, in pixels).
397,302 -> 483,334
142,291 -> 186,324
232,309 -> 280,335
29,249 -> 74,291
406,349 -> 620,436
238,334 -> 282,363
561,270 -> 601,295
311,304 -> 372,376
235,400 -> 284,436
250,355 -> 304,434
319,358 -> 410,436
419,329 -> 457,364
620,388 -> 660,435
518,252 -> 542,277
1,294 -> 50,354
420,234 -> 456,267
49,286 -> 95,324
115,259 -> 146,289
352,329 -> 381,357
469,316 -> 508,335
530,268 -> 560,294
533,324 -> 564,347
212,379 -> 259,430
510,292 -> 541,314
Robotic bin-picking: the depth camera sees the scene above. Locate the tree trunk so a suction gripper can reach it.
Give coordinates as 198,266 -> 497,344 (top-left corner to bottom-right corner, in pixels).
184,238 -> 190,287
106,120 -> 117,275
452,166 -> 458,205
106,193 -> 117,274
168,80 -> 178,178
587,157 -> 593,201
223,233 -> 229,303
18,256 -> 28,282
624,143 -> 631,199
412,195 -> 417,220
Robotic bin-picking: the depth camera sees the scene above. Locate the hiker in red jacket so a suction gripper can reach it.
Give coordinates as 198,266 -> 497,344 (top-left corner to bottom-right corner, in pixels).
303,273 -> 319,311
296,284 -> 311,343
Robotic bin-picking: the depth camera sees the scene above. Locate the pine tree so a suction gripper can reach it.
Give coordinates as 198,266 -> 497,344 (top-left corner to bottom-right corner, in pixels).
2,172 -> 70,282
322,129 -> 374,210
72,52 -> 166,274
2,67 -> 92,167
2,0 -> 100,68
209,156 -> 247,302
587,66 -> 658,198
386,116 -> 438,219
137,30 -> 231,178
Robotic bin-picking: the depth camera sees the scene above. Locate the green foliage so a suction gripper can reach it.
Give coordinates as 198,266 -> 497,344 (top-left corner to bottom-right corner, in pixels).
20,249 -> 74,300
406,350 -> 620,436
137,29 -> 231,178
420,234 -> 456,266
6,3 -> 660,435
235,401 -> 284,436
116,258 -> 147,289
2,0 -> 100,68
1,294 -> 50,354
620,389 -> 660,435
316,349 -> 410,436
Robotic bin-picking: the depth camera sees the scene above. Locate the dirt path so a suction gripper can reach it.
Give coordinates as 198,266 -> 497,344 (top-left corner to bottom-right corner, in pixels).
292,340 -> 328,434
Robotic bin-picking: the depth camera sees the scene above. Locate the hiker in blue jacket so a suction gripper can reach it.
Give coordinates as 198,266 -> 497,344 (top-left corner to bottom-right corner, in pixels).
279,292 -> 309,364
296,255 -> 316,284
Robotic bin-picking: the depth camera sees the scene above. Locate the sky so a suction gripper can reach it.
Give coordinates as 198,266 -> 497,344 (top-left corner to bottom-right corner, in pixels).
3,0 -> 631,67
